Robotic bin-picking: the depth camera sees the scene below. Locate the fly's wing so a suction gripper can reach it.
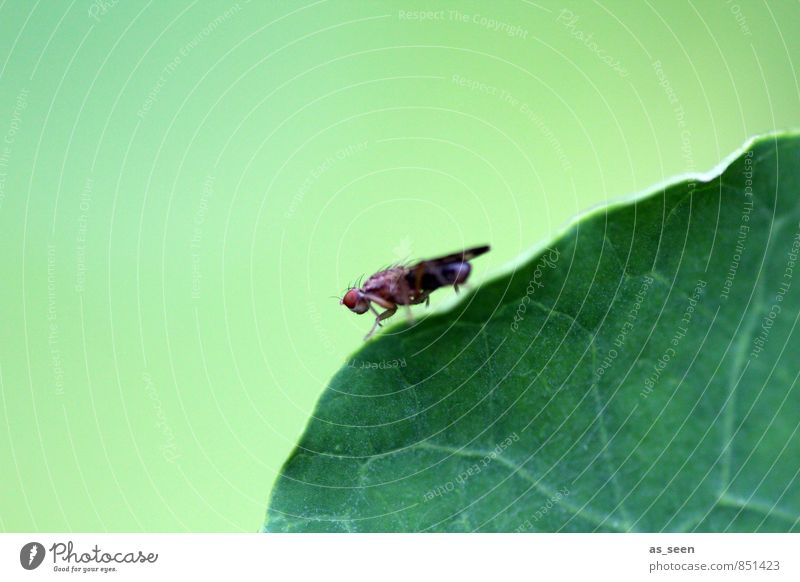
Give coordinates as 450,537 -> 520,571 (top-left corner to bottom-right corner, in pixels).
416,245 -> 491,267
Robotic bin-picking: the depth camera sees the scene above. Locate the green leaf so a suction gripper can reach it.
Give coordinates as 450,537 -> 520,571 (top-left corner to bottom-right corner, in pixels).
264,134 -> 800,532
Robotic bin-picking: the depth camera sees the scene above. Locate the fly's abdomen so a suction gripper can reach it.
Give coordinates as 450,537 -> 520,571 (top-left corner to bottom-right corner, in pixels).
440,261 -> 471,285
407,261 -> 471,291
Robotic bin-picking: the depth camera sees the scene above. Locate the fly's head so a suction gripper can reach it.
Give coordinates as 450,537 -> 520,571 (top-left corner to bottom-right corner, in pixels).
341,288 -> 369,315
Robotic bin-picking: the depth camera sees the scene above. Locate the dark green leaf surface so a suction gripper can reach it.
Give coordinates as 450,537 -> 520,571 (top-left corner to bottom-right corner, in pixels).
264,134 -> 800,532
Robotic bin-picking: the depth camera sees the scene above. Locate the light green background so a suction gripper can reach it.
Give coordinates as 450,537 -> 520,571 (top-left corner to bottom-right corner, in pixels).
1,0 -> 798,532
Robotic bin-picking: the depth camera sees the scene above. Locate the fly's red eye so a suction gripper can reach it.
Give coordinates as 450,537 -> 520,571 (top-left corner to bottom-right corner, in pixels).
342,289 -> 359,309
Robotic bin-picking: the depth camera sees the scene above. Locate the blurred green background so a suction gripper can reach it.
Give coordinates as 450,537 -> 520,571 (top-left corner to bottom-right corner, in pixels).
0,0 -> 798,532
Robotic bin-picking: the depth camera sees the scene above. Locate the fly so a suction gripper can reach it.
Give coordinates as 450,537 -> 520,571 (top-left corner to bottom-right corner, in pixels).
340,245 -> 490,339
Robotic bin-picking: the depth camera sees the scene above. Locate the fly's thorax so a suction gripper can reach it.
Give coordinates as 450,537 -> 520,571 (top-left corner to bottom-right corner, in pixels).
363,267 -> 411,302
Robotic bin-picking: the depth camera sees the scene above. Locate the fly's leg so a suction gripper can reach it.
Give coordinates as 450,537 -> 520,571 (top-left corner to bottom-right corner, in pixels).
379,305 -> 398,323
416,289 -> 431,307
404,303 -> 414,323
362,294 -> 397,339
393,277 -> 417,323
362,293 -> 395,310
364,305 -> 397,340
